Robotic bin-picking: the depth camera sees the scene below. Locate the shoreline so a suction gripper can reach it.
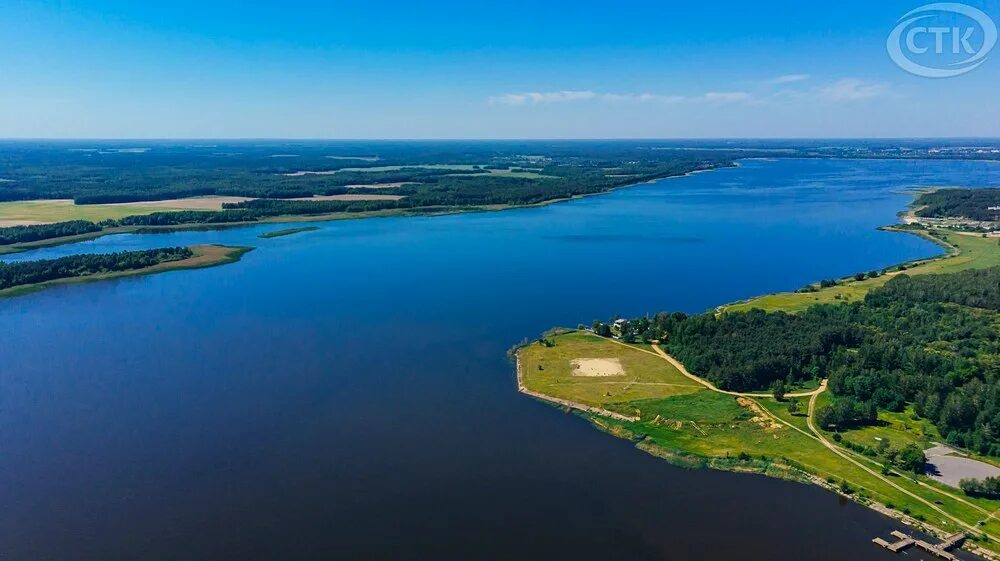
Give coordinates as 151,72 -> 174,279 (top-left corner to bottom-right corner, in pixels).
0,164 -> 730,257
0,244 -> 253,299
515,333 -> 1000,561
514,350 -> 640,422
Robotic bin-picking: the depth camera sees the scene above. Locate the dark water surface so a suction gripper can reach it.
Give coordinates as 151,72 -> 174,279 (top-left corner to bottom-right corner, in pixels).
2,159 -> 997,561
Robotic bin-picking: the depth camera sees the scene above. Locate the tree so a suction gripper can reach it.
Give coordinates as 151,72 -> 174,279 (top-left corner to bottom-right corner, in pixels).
786,399 -> 799,414
771,380 -> 786,401
895,444 -> 927,473
960,476 -> 1000,498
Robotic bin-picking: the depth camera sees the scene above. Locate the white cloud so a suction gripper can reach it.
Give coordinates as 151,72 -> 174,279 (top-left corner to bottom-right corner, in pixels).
488,90 -> 596,105
818,79 -> 889,101
701,91 -> 752,103
768,74 -> 811,84
601,93 -> 686,103
489,90 -> 752,105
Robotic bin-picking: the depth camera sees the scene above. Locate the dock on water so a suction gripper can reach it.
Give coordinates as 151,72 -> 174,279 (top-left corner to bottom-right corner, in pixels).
873,531 -> 965,560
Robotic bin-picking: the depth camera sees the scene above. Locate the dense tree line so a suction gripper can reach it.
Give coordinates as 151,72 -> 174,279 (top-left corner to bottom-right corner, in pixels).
915,188 -> 1000,221
866,266 -> 1000,311
0,220 -> 101,244
960,476 -> 1000,498
110,210 -> 261,226
0,247 -> 193,290
613,267 -> 1000,455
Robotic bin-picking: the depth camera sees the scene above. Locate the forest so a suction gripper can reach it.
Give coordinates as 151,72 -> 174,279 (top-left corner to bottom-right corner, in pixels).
915,188 -> 1000,221
613,266 -> 1000,456
0,141 -> 733,203
3,140 -> 994,205
0,247 -> 193,290
0,220 -> 101,244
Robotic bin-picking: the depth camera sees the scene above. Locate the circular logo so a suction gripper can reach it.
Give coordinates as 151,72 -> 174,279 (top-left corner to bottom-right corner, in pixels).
887,3 -> 997,78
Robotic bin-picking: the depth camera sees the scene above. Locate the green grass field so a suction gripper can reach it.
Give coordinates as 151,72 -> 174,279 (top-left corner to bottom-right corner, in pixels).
518,331 -> 701,413
725,229 -> 1000,313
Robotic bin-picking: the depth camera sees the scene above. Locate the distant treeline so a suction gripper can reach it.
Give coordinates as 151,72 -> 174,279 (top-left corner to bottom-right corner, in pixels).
0,220 -> 101,245
915,188 -> 1000,221
0,247 -> 193,291
0,140 -> 736,203
0,158 -> 723,246
2,140 -> 997,203
612,266 -> 1000,455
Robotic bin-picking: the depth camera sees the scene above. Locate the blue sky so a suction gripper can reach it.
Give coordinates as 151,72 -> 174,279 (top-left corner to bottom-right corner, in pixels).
1,0 -> 998,138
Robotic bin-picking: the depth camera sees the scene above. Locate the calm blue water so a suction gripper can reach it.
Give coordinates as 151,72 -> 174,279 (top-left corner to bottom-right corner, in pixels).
1,158 -> 995,561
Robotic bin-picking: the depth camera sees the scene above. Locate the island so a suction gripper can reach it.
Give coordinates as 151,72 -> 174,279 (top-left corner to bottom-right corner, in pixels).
516,198 -> 1000,560
0,244 -> 253,298
258,226 -> 320,239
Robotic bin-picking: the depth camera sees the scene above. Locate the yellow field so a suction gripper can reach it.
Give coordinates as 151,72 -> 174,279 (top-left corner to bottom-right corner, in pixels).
0,198 -> 245,225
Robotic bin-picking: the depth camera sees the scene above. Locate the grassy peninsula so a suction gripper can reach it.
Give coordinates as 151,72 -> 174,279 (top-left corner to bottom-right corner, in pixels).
517,223 -> 1000,559
0,244 -> 253,298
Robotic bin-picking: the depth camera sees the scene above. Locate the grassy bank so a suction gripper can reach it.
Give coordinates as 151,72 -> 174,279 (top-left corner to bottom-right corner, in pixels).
0,244 -> 253,299
723,229 -> 1000,313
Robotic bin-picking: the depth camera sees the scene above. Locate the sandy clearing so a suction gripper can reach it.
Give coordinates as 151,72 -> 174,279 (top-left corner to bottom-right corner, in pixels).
326,156 -> 380,161
283,170 -> 338,176
109,196 -> 256,210
736,396 -> 783,431
0,219 -> 45,227
345,182 -> 415,189
570,358 -> 625,377
287,194 -> 404,202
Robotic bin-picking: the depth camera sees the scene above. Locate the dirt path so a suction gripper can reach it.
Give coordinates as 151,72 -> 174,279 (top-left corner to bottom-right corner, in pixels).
588,333 -> 822,399
648,343 -> 823,398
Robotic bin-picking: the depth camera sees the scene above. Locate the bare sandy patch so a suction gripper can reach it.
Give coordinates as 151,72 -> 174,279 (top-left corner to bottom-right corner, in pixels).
0,219 -> 44,227
570,358 -> 625,377
109,196 -> 256,210
288,194 -> 404,202
283,170 -> 338,177
736,397 -> 783,431
345,182 -> 415,189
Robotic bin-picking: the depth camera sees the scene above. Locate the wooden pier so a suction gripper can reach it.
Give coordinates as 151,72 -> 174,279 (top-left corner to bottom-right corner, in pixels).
873,531 -> 965,560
